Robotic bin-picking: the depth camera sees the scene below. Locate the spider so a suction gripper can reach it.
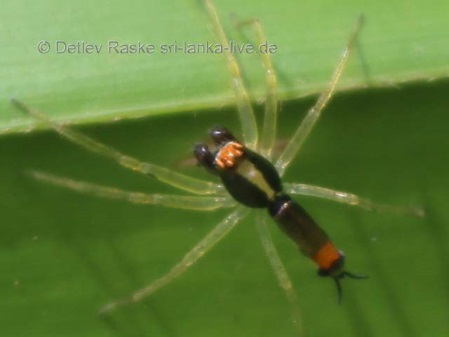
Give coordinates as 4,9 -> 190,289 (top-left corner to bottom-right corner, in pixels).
12,0 -> 423,335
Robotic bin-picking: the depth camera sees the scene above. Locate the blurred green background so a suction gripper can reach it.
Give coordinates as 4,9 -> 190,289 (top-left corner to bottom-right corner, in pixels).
1,0 -> 448,337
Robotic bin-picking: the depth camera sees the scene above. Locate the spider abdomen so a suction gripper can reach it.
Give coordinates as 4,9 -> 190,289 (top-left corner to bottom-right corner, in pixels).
269,195 -> 343,274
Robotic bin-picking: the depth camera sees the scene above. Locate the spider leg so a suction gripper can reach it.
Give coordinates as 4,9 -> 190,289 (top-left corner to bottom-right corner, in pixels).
285,182 -> 425,217
99,206 -> 249,314
202,0 -> 258,150
275,16 -> 363,176
256,214 -> 303,337
11,99 -> 222,195
30,171 -> 235,210
234,18 -> 278,159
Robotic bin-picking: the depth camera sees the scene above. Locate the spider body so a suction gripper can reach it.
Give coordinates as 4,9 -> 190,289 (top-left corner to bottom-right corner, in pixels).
194,126 -> 281,208
195,126 -> 350,284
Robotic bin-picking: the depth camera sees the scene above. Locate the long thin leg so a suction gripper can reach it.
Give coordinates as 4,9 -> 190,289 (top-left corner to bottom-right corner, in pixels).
100,206 -> 250,314
275,16 -> 363,176
203,0 -> 258,150
285,182 -> 425,217
30,171 -> 236,210
256,214 -> 303,337
12,99 -> 222,195
235,18 -> 278,159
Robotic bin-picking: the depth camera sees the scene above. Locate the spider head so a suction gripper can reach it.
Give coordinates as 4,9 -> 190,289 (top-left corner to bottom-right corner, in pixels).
194,126 -> 245,173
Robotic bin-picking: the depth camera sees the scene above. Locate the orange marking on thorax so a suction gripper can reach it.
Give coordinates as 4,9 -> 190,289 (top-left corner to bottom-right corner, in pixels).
215,141 -> 244,169
312,241 -> 341,270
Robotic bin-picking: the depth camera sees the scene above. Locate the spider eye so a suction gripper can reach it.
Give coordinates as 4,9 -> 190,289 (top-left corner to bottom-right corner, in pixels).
209,126 -> 236,145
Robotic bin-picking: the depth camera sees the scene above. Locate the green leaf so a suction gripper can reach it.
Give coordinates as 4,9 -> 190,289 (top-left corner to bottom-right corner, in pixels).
2,79 -> 449,336
1,0 -> 448,134
1,1 -> 449,336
